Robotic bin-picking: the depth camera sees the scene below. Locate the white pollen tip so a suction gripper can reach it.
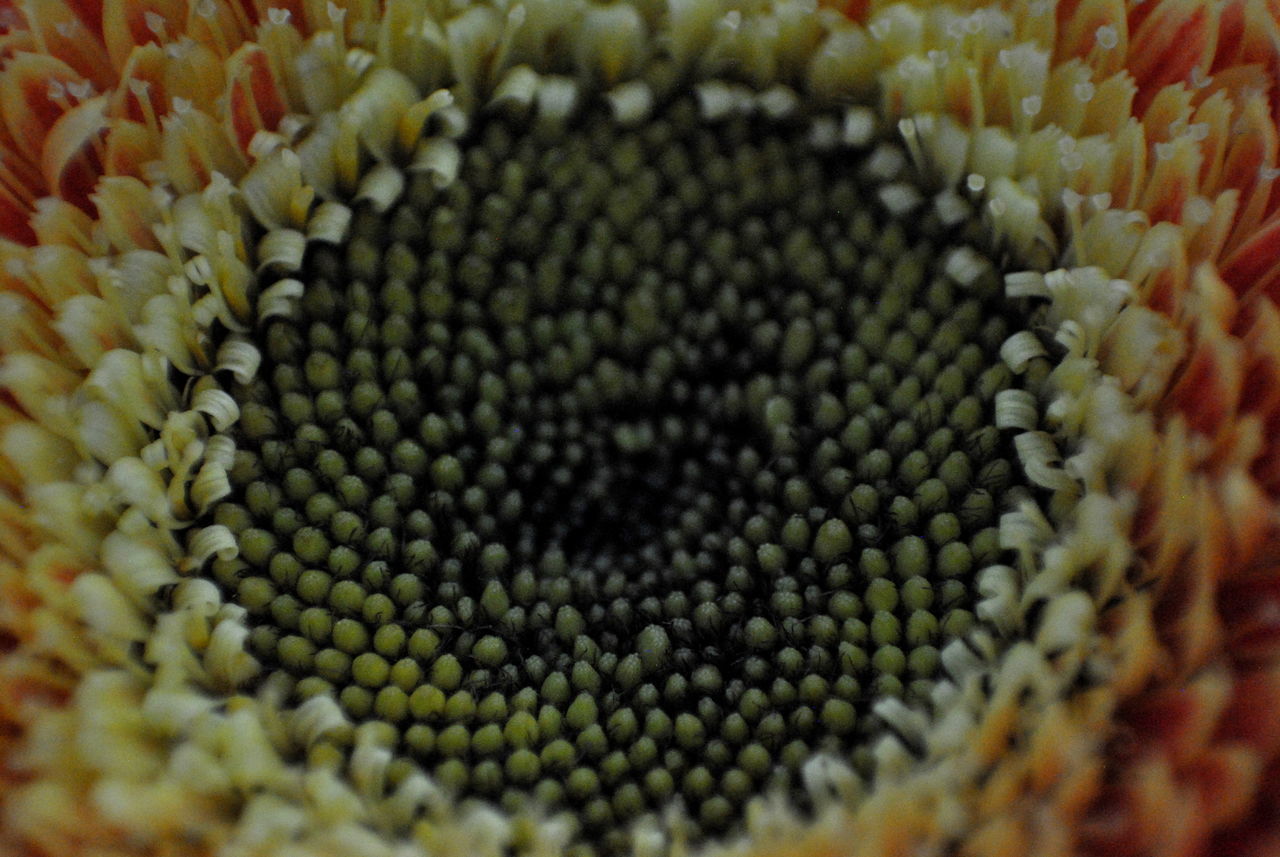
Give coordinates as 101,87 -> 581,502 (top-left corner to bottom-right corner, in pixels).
605,80 -> 654,127
877,183 -> 922,217
943,246 -> 988,287
1184,196 -> 1213,225
695,81 -> 745,122
808,116 -> 839,151
865,144 -> 906,181
933,190 -> 970,226
841,107 -> 876,147
757,85 -> 799,120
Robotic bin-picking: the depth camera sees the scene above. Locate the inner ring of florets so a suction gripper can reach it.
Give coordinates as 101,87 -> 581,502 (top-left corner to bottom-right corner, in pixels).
209,91 -> 1030,851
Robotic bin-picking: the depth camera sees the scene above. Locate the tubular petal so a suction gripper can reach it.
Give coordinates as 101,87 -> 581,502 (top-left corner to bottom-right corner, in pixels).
223,43 -> 287,152
1127,0 -> 1220,115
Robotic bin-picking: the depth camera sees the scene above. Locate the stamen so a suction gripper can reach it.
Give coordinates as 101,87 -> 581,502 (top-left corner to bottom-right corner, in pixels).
196,0 -> 231,58
129,80 -> 163,139
144,10 -> 168,40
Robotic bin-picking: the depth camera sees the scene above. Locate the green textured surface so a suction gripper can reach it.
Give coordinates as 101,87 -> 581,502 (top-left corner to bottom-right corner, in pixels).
211,92 -> 1029,852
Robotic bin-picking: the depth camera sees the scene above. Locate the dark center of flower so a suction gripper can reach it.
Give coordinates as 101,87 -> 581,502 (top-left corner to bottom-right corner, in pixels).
209,91 -> 1030,852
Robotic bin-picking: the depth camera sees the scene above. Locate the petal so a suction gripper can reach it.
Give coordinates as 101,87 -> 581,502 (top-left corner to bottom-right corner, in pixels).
1221,213 -> 1280,302
101,0 -> 188,72
1127,0 -> 1221,114
0,52 -> 80,177
223,42 -> 288,151
40,95 -> 107,211
19,0 -> 114,88
1053,0 -> 1128,76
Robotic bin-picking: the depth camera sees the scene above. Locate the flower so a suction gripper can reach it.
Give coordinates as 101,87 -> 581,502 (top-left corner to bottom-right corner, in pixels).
0,1 -> 1278,856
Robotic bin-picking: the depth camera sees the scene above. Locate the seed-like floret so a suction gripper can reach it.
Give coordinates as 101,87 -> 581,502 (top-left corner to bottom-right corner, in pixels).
211,88 -> 1035,854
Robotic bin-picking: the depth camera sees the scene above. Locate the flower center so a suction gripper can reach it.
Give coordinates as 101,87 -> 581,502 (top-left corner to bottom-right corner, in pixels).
209,90 -> 1030,851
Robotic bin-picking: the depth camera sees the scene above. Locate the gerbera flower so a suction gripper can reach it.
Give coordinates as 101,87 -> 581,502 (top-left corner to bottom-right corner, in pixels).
1,0 -> 1277,855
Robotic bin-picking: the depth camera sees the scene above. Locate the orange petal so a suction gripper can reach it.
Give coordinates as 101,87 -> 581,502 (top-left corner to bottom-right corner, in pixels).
1140,136 -> 1202,226
1080,70 -> 1138,137
185,0 -> 254,59
1223,469 -> 1277,568
1215,665 -> 1280,754
961,815 -> 1027,857
1211,818 -> 1280,857
1092,113 -> 1145,211
1053,0 -> 1129,75
0,52 -> 80,171
1217,91 -> 1279,256
1155,522 -> 1225,671
1102,592 -> 1165,698
1238,299 -> 1280,489
1222,213 -> 1280,301
109,42 -> 169,127
1127,0 -> 1221,115
1189,743 -> 1264,829
1240,297 -> 1280,407
1165,326 -> 1245,439
1124,669 -> 1232,767
1140,73 -> 1196,145
159,106 -> 246,193
1186,90 -> 1234,193
223,42 -> 288,151
824,0 -> 869,22
19,0 -> 114,88
102,119 -> 159,180
1080,759 -> 1193,856
40,96 -> 107,211
1219,572 -> 1280,663
1208,0 -> 1249,71
0,1 -> 27,33
0,184 -> 34,243
1134,424 -> 1199,582
29,196 -> 96,251
1209,0 -> 1280,73
101,0 -> 188,72
161,38 -> 227,114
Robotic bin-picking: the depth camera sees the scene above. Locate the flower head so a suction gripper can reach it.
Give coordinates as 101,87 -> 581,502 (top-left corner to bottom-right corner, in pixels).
1,1 -> 1278,856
